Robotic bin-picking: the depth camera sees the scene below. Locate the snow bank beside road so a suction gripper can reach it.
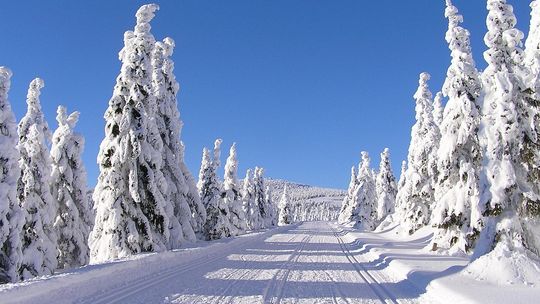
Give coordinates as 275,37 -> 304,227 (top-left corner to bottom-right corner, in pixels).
337,223 -> 540,304
0,226 -> 289,304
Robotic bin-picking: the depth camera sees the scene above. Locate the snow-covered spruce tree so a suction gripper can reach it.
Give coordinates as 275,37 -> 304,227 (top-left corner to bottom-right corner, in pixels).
292,202 -> 300,223
151,37 -> 196,245
398,73 -> 439,234
241,169 -> 256,230
430,0 -> 483,254
250,167 -> 266,230
264,185 -> 277,227
17,78 -> 57,279
223,143 -> 247,236
525,0 -> 540,99
433,92 -> 444,127
474,0 -> 540,259
397,161 -> 407,191
90,4 -> 175,263
338,166 -> 358,224
51,106 -> 92,269
429,95 -> 442,205
350,152 -> 377,230
393,160 -> 407,217
375,148 -> 397,223
198,139 -> 232,240
0,67 -> 23,283
278,186 -> 292,226
180,141 -> 206,236
521,0 -> 540,256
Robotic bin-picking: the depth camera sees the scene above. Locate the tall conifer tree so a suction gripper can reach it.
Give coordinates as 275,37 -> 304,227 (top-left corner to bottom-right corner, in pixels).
51,106 -> 92,269
223,143 -> 247,236
431,0 -> 483,253
90,4 -> 174,263
151,37 -> 197,245
0,67 -> 23,283
398,73 -> 438,234
18,78 -> 57,279
376,148 -> 398,223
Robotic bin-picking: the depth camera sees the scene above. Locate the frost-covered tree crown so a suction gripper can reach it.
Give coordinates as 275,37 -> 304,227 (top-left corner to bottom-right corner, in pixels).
224,143 -> 238,191
18,78 -> 50,143
483,0 -> 524,75
433,92 -> 444,127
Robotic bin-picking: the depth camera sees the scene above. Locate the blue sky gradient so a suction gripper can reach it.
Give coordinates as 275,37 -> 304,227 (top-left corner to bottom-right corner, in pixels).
0,0 -> 533,189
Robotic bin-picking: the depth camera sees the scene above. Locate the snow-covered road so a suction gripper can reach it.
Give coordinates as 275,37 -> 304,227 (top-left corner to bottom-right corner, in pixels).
80,222 -> 419,304
4,221 -> 539,303
2,221 -> 428,304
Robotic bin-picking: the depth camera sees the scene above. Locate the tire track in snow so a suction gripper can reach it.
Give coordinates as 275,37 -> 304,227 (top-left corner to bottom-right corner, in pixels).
331,224 -> 399,304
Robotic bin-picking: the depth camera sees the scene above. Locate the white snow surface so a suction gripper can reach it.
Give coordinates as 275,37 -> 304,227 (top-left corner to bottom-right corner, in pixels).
1,221 -> 538,303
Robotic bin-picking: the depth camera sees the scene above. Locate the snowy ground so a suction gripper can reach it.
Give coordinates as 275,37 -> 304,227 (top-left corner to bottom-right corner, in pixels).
1,221 -> 538,303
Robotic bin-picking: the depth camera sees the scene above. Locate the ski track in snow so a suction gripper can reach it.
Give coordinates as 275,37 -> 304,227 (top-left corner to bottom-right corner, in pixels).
332,228 -> 398,304
3,222 -> 431,304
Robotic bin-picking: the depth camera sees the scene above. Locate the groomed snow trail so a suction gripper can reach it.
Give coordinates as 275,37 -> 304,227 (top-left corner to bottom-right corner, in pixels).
2,222 -> 426,304
85,222 -> 419,304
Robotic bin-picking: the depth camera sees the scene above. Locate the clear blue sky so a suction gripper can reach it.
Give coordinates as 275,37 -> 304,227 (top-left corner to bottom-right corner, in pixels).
0,0 -> 533,189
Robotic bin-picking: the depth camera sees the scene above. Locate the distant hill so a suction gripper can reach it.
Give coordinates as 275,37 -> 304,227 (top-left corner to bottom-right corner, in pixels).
265,179 -> 345,221
265,179 -> 345,205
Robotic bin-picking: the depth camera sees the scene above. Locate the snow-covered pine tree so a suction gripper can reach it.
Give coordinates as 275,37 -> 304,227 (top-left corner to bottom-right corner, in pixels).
223,143 -> 247,236
430,0 -> 483,254
338,166 -> 358,224
179,141 -> 206,237
0,67 -> 23,283
151,37 -> 196,245
376,148 -> 397,223
90,4 -> 174,263
350,152 -> 377,230
398,73 -> 438,234
278,186 -> 292,226
199,139 -> 232,240
474,0 -> 540,259
433,92 -> 444,127
51,106 -> 92,269
250,167 -> 266,230
17,78 -> 57,279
